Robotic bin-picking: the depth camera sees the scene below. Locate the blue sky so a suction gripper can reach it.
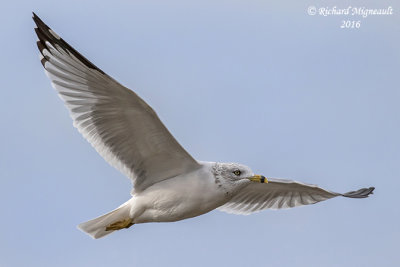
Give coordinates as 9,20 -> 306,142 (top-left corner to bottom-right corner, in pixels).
1,0 -> 399,266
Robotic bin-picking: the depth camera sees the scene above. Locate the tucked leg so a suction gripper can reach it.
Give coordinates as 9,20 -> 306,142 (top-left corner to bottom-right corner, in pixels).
105,218 -> 134,231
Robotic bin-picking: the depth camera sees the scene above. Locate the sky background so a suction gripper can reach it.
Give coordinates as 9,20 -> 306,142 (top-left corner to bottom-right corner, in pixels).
1,0 -> 399,266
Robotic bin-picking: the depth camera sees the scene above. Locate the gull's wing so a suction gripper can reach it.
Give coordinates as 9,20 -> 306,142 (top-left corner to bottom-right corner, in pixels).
33,13 -> 201,192
218,178 -> 374,215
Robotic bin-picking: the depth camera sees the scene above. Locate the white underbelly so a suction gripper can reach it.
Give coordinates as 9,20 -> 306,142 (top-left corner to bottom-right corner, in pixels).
137,200 -> 217,223
132,171 -> 228,223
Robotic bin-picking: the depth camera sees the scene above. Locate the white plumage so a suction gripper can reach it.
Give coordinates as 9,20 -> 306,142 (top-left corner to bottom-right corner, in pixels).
33,13 -> 374,239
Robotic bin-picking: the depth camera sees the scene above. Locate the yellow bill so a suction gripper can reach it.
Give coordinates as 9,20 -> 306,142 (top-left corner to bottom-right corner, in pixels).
248,175 -> 268,183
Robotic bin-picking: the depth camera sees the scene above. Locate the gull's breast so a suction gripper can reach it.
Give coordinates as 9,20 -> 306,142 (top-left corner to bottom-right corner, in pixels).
133,165 -> 227,223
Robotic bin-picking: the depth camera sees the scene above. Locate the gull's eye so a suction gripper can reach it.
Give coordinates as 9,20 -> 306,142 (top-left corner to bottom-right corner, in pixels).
233,170 -> 241,176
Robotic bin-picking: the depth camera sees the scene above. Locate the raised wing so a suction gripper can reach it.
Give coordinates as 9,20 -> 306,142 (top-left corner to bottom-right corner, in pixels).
218,178 -> 374,215
33,13 -> 201,192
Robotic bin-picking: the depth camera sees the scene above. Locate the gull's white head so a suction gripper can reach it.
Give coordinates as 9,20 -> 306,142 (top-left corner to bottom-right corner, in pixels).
212,162 -> 267,193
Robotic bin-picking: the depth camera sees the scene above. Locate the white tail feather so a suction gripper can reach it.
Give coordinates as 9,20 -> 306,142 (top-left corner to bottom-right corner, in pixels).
78,200 -> 132,239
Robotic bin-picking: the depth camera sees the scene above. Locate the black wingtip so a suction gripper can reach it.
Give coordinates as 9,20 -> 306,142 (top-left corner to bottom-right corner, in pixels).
32,12 -> 42,26
32,12 -> 40,25
342,187 -> 375,199
31,12 -> 105,74
32,12 -> 50,32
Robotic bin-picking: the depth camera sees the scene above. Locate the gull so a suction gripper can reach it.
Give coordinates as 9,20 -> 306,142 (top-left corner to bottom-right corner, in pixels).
33,13 -> 375,239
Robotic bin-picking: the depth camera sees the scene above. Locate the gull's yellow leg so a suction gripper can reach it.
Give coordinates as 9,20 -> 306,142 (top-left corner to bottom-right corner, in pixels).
105,218 -> 134,231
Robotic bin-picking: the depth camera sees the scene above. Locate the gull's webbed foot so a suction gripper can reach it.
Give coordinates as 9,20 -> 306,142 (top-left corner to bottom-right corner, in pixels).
105,218 -> 134,231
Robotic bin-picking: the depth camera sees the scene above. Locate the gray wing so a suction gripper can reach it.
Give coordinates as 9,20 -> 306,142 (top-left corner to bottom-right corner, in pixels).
218,178 -> 374,215
33,13 -> 201,192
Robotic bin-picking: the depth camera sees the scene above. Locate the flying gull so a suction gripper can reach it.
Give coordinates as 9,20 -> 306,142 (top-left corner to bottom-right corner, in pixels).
32,13 -> 374,239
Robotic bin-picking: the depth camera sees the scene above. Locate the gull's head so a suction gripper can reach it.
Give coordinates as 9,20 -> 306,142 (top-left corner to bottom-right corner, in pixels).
212,162 -> 267,190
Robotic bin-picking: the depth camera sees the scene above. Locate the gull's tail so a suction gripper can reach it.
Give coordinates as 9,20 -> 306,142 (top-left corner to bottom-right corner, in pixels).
78,200 -> 132,239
